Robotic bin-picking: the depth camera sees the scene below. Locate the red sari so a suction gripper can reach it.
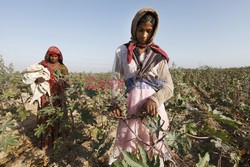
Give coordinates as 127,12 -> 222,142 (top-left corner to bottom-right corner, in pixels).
37,46 -> 69,149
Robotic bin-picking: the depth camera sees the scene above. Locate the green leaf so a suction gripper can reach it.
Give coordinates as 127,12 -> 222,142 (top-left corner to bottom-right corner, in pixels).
80,107 -> 96,125
180,121 -> 197,135
0,133 -> 19,152
196,152 -> 215,167
138,145 -> 149,166
165,130 -> 191,155
17,106 -> 30,121
211,138 -> 230,152
112,161 -> 124,167
210,110 -> 242,128
165,131 -> 177,147
145,115 -> 162,136
39,106 -> 57,116
91,127 -> 100,140
230,152 -> 240,167
34,124 -> 46,138
122,151 -> 145,167
46,118 -> 56,126
0,119 -> 15,132
56,109 -> 64,118
53,137 -> 63,150
121,159 -> 129,167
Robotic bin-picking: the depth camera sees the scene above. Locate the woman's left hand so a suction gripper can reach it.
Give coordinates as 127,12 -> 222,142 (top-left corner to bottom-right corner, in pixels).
143,99 -> 158,117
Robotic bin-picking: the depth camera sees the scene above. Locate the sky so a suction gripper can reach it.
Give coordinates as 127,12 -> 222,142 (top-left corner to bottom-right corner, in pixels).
0,0 -> 249,72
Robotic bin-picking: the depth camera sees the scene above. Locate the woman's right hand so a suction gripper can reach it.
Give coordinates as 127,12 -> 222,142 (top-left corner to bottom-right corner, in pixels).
35,77 -> 45,84
113,107 -> 122,119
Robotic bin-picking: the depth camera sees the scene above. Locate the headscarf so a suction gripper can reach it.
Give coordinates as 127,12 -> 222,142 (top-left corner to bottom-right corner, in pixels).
44,46 -> 63,64
40,46 -> 63,92
127,7 -> 169,64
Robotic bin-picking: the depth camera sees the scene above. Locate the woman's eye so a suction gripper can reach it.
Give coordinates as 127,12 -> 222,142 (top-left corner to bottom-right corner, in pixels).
147,30 -> 152,33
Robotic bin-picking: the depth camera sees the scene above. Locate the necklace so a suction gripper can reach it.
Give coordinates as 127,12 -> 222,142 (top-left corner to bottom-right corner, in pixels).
48,62 -> 60,70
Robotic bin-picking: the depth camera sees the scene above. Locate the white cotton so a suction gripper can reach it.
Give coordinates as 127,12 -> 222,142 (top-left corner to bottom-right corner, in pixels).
22,64 -> 51,107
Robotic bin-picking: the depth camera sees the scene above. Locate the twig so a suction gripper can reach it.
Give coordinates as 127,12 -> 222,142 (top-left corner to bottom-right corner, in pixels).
217,154 -> 222,167
120,119 -> 151,147
170,115 -> 189,131
186,133 -> 210,140
120,118 -> 178,166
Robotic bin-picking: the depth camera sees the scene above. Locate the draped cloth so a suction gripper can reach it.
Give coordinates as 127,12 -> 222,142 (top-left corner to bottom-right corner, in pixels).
22,64 -> 51,107
36,46 -> 69,149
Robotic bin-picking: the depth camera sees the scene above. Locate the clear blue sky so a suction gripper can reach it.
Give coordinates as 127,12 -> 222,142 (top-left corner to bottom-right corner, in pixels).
0,0 -> 249,72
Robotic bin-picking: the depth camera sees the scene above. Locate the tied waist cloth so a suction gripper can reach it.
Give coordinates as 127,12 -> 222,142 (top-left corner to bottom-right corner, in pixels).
125,46 -> 165,94
125,75 -> 163,93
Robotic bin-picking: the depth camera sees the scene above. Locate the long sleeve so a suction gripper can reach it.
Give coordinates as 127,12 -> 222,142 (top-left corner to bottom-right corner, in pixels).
111,49 -> 124,106
149,60 -> 174,107
60,64 -> 69,75
59,64 -> 69,89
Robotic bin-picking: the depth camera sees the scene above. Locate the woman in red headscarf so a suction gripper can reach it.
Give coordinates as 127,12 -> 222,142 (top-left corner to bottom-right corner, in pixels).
36,46 -> 69,149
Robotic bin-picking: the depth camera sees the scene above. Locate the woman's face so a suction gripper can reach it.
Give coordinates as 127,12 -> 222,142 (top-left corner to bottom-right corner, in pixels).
136,21 -> 154,44
49,54 -> 59,63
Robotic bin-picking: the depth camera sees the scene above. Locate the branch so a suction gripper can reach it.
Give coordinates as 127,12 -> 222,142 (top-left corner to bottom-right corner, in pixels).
186,133 -> 210,140
120,118 -> 151,147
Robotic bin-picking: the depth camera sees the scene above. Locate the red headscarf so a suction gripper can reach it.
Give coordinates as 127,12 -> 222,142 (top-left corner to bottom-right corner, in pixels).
44,46 -> 63,64
127,42 -> 169,64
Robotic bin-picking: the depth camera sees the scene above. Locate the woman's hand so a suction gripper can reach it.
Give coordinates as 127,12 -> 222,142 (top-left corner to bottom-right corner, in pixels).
143,99 -> 158,117
113,106 -> 122,119
35,77 -> 45,84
